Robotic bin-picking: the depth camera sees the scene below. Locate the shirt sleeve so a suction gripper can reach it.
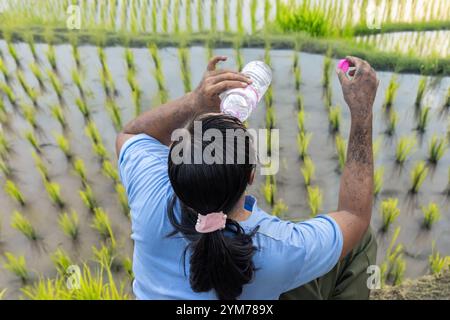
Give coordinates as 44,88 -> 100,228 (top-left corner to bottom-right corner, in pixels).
280,215 -> 343,292
118,134 -> 171,218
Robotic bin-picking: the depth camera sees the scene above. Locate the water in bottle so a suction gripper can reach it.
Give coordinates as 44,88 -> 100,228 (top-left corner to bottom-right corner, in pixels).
220,61 -> 272,122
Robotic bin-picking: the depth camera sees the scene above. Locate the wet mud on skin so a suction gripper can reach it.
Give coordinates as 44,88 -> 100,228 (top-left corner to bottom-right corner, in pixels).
0,41 -> 449,297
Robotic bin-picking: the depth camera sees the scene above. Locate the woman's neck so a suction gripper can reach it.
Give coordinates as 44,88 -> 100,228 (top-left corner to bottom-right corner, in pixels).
228,195 -> 252,222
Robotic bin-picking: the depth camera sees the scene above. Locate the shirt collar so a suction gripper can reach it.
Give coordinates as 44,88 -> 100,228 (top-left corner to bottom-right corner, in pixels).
239,195 -> 261,230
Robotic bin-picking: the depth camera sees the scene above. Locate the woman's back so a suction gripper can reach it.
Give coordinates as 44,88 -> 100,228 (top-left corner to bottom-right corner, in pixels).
119,133 -> 343,300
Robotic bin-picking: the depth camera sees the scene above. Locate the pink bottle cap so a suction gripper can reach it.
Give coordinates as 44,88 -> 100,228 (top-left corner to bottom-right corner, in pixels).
338,59 -> 350,73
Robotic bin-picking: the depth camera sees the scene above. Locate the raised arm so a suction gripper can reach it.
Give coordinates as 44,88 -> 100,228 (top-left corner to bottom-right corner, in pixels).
328,56 -> 379,259
115,56 -> 252,154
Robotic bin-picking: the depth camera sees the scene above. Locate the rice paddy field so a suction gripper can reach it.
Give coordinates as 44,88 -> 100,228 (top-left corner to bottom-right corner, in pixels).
0,0 -> 449,300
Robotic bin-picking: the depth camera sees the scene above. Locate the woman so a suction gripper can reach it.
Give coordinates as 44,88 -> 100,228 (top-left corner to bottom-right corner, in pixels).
116,56 -> 378,299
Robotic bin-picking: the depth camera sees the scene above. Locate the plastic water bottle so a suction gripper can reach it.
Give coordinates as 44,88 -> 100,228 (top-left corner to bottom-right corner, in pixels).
220,61 -> 272,122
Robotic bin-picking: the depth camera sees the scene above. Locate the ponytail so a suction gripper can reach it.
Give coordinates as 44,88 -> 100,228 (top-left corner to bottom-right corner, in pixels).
167,195 -> 258,300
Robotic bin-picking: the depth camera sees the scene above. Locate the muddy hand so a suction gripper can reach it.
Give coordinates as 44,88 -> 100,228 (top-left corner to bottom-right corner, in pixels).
192,56 -> 252,112
336,56 -> 379,121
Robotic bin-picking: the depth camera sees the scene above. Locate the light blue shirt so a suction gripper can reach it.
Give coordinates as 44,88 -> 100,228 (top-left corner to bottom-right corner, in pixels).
119,134 -> 343,300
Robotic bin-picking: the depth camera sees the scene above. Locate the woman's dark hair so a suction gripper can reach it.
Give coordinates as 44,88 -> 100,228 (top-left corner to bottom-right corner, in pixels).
167,113 -> 258,300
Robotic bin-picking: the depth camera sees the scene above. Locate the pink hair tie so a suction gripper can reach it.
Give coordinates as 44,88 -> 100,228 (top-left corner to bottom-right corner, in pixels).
195,212 -> 227,233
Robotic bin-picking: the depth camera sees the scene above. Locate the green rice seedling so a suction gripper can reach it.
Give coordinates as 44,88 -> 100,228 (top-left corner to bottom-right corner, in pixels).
294,64 -> 301,92
264,40 -> 271,66
105,99 -> 122,131
30,63 -> 44,88
92,208 -> 115,244
97,46 -> 107,71
92,244 -> 117,268
50,105 -> 66,129
223,0 -> 230,32
44,180 -> 65,209
47,70 -> 63,100
75,98 -> 90,120
7,42 -> 20,68
196,0 -> 204,31
54,133 -> 72,160
0,158 -> 13,178
416,106 -> 430,133
71,42 -> 81,68
307,186 -> 323,217
301,157 -> 315,186
297,132 -> 312,160
395,136 -> 416,164
383,75 -> 399,110
58,210 -> 79,241
415,77 -> 427,107
264,0 -> 271,29
0,289 -> 6,299
102,160 -> 119,184
132,88 -> 142,117
250,0 -> 258,33
335,135 -> 347,172
3,252 -> 29,283
443,87 -> 450,110
386,110 -> 398,136
92,142 -> 109,162
124,48 -> 135,72
374,167 -> 384,196
328,105 -> 341,133
22,104 -> 38,129
0,130 -> 11,158
265,106 -> 275,129
71,68 -> 84,97
4,180 -> 25,206
162,0 -> 169,33
32,152 -> 49,182
115,183 -> 129,218
390,254 -> 406,286
22,263 -> 130,300
178,47 -> 191,93
322,49 -> 332,89
428,135 -> 447,164
123,257 -> 134,280
429,242 -> 449,275
26,33 -> 38,62
210,0 -> 216,33
185,0 -> 192,33
262,175 -> 276,207
234,40 -> 243,71
0,57 -> 10,82
11,211 -> 38,241
46,45 -> 57,71
380,198 -> 400,232
73,158 -> 88,185
0,82 -> 16,105
422,203 -> 441,229
79,185 -> 98,213
410,161 -> 428,193
129,0 -> 138,33
380,227 -> 404,286
24,130 -> 41,153
272,199 -> 288,217
51,248 -> 73,275
297,109 -> 306,132
236,0 -> 244,34
265,86 -> 273,108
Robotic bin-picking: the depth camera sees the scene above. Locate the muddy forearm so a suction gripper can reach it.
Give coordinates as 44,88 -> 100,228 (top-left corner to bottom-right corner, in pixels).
122,93 -> 197,146
338,114 -> 373,226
